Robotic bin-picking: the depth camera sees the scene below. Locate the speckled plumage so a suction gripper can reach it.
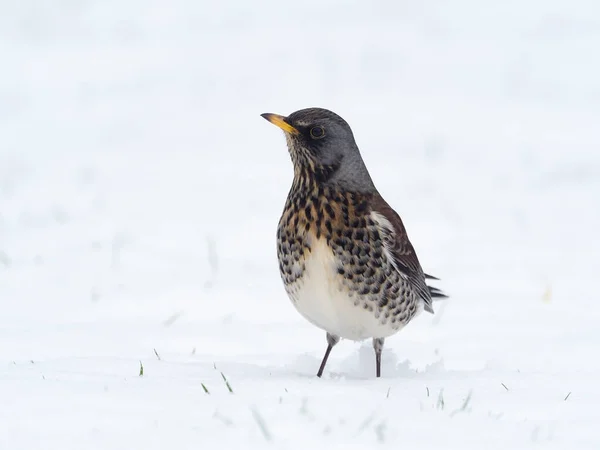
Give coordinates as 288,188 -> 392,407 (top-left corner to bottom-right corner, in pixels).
278,182 -> 422,338
262,107 -> 446,378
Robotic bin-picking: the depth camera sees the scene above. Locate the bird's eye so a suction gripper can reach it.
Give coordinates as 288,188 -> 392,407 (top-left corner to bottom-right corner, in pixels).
310,126 -> 325,139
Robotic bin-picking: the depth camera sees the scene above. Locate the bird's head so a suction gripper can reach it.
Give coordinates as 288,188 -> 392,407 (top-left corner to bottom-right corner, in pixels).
261,107 -> 375,192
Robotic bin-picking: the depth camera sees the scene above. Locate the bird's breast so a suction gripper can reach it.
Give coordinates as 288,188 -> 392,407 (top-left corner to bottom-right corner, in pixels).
278,230 -> 405,341
276,186 -> 421,340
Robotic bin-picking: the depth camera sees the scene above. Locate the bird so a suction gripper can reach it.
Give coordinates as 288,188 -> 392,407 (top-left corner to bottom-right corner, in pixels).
261,107 -> 447,378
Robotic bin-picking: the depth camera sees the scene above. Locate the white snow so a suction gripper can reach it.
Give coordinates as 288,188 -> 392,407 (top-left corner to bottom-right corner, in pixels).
1,0 -> 600,448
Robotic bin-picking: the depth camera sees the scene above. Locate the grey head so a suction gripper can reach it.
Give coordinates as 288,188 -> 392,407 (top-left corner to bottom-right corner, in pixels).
261,107 -> 376,193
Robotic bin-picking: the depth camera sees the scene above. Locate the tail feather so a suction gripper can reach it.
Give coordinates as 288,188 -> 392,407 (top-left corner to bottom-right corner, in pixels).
424,273 -> 448,300
428,285 -> 448,299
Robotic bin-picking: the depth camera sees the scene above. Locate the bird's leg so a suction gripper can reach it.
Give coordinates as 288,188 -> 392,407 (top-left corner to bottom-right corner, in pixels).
373,338 -> 385,378
317,333 -> 340,377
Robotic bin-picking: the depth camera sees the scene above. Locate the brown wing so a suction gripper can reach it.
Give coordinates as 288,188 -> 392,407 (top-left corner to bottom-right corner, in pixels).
369,194 -> 435,313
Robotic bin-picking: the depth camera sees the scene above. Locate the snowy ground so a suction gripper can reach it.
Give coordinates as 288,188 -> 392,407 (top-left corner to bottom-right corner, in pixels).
1,0 -> 600,448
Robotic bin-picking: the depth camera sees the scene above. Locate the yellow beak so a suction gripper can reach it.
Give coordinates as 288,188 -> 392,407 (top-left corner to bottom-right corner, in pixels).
261,113 -> 299,135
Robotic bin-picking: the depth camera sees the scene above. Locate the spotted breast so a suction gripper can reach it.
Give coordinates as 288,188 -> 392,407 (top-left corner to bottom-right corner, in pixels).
276,181 -> 424,341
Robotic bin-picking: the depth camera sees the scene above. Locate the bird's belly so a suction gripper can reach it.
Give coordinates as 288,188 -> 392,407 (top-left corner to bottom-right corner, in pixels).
284,238 -> 399,341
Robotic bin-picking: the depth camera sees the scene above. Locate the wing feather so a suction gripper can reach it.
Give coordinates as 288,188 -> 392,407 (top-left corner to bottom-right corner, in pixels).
369,195 -> 443,313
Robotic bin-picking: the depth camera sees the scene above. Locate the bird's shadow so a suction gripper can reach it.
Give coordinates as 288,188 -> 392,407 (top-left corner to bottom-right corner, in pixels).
283,344 -> 449,381
207,343 -> 471,383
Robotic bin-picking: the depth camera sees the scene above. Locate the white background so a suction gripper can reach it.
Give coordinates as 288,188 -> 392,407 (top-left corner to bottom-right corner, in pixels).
1,1 -> 599,448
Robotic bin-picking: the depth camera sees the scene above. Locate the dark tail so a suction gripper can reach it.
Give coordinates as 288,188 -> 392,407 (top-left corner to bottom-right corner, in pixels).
428,285 -> 448,299
425,273 -> 448,300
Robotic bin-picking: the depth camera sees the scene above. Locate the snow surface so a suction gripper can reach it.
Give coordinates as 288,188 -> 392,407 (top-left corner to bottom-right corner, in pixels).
1,0 -> 600,448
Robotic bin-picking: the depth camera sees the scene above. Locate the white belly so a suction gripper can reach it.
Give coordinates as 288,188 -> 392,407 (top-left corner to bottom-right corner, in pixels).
285,237 -> 401,341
